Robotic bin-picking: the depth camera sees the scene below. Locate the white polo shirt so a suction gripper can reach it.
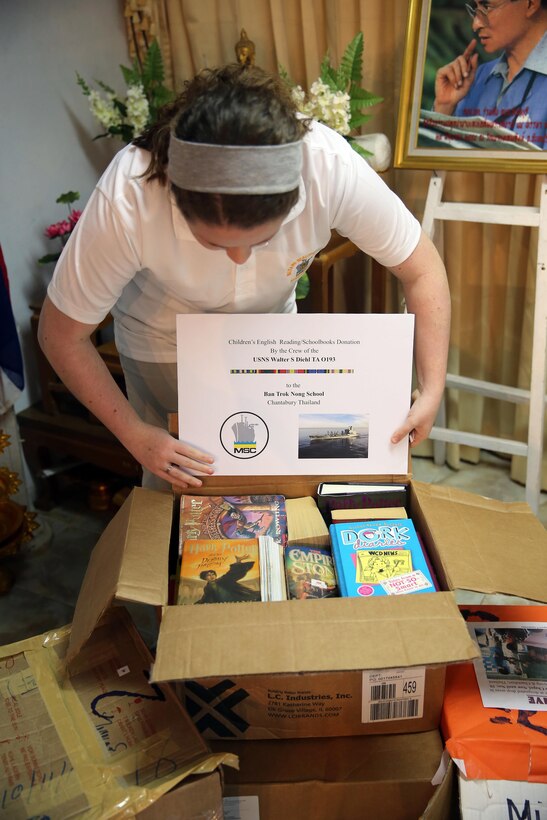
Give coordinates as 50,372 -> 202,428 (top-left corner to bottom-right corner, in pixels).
48,120 -> 421,363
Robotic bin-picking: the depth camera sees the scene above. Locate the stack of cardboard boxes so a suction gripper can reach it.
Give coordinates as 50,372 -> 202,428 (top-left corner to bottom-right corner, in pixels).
2,473 -> 547,817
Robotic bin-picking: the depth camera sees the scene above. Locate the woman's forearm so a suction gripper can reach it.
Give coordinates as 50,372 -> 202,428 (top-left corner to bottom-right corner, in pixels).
38,296 -> 144,445
38,296 -> 215,488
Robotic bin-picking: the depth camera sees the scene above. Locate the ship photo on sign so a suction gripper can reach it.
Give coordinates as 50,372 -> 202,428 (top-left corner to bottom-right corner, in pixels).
298,413 -> 369,459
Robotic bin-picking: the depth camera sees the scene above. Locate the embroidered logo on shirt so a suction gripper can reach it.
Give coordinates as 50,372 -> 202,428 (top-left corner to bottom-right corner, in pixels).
286,252 -> 317,283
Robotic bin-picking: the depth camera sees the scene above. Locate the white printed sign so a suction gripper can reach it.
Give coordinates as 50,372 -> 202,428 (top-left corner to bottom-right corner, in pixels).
469,622 -> 547,710
176,313 -> 414,475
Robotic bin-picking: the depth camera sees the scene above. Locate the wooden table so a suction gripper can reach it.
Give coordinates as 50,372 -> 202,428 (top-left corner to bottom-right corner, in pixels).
17,404 -> 141,509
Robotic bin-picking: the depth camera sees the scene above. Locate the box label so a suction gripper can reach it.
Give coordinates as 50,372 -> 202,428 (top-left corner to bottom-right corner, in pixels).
380,569 -> 433,595
361,667 -> 425,722
468,621 -> 547,711
459,776 -> 547,819
224,796 -> 260,820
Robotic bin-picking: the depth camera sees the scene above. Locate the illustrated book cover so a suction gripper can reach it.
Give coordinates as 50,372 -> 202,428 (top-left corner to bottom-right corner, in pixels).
179,494 -> 288,551
329,518 -> 436,598
177,538 -> 261,605
176,313 -> 414,476
284,544 -> 339,599
316,482 -> 408,523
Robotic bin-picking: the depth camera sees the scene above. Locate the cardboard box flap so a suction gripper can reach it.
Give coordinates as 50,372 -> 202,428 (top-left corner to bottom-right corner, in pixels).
184,472 -> 411,499
0,607 -> 230,819
413,481 -> 547,604
212,730 -> 443,783
151,592 -> 478,682
68,488 -> 172,665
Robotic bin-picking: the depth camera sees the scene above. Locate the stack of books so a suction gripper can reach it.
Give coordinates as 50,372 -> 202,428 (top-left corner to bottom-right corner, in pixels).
175,485 -> 439,606
177,495 -> 288,605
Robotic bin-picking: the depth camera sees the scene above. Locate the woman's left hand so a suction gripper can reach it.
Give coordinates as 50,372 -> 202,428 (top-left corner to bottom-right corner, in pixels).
390,388 -> 441,448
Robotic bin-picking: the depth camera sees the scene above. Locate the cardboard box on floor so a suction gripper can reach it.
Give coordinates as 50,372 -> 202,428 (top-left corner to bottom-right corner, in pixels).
63,474 -> 547,742
440,606 -> 547,819
0,606 -> 232,819
212,730 -> 459,820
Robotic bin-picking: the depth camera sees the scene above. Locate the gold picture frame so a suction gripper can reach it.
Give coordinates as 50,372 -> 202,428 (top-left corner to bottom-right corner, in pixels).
394,0 -> 547,173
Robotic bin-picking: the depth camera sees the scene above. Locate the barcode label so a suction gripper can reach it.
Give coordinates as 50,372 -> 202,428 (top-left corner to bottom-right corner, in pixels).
361,666 -> 425,723
369,698 -> 420,721
370,683 -> 397,701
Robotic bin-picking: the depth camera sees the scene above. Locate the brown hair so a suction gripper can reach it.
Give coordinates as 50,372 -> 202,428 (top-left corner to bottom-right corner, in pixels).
133,63 -> 309,227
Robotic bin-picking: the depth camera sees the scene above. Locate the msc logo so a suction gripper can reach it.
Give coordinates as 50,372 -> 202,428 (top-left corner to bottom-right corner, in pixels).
220,412 -> 269,459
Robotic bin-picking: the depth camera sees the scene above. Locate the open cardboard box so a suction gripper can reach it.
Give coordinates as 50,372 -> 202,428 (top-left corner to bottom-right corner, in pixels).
212,730 -> 459,820
0,606 -> 232,819
63,472 -> 547,743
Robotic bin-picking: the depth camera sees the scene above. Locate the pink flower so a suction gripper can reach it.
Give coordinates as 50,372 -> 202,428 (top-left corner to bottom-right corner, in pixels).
44,220 -> 72,239
69,209 -> 82,226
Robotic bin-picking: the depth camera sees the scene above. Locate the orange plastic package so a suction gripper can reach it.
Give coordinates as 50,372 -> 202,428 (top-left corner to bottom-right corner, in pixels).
441,604 -> 547,783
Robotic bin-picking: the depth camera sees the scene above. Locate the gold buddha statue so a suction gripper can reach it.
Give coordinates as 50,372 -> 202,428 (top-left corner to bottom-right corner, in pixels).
235,28 -> 256,66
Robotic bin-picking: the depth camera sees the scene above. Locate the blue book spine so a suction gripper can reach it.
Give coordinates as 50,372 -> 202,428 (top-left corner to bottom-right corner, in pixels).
329,519 -> 436,598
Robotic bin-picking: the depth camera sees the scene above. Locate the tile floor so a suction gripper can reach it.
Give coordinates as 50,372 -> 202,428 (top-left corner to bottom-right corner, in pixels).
1,451 -> 546,651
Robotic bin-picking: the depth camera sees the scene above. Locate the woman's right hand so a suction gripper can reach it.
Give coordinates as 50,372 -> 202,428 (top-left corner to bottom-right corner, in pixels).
433,39 -> 479,115
125,421 -> 215,491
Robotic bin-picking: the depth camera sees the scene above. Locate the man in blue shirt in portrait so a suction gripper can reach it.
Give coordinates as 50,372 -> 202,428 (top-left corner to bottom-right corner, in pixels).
433,0 -> 547,148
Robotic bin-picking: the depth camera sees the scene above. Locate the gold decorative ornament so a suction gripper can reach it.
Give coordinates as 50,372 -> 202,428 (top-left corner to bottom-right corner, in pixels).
0,431 -> 10,455
0,431 -> 39,593
22,510 -> 39,543
0,466 -> 22,497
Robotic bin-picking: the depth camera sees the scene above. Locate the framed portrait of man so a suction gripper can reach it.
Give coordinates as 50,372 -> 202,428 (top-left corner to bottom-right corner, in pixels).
394,0 -> 547,172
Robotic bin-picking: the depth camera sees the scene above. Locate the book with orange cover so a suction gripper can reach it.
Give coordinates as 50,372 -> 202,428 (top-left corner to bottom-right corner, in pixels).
177,538 -> 261,605
441,604 -> 547,782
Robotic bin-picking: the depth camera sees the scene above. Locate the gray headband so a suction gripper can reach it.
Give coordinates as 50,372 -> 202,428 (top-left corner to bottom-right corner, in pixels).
167,136 -> 303,194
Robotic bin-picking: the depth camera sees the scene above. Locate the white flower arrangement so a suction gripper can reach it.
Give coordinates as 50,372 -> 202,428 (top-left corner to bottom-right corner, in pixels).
292,79 -> 351,136
281,33 -> 383,159
77,41 -> 173,143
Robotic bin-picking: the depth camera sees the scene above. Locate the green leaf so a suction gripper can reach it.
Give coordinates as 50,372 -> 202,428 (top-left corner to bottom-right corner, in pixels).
112,97 -> 128,117
97,78 -> 116,95
349,85 -> 383,105
349,112 -> 373,130
278,64 -> 295,88
142,40 -> 165,87
339,32 -> 364,86
151,85 -> 175,109
319,55 -> 340,91
56,191 -> 80,204
349,139 -> 373,159
295,272 -> 310,300
120,62 -> 142,87
76,72 -> 90,96
38,253 -> 61,265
